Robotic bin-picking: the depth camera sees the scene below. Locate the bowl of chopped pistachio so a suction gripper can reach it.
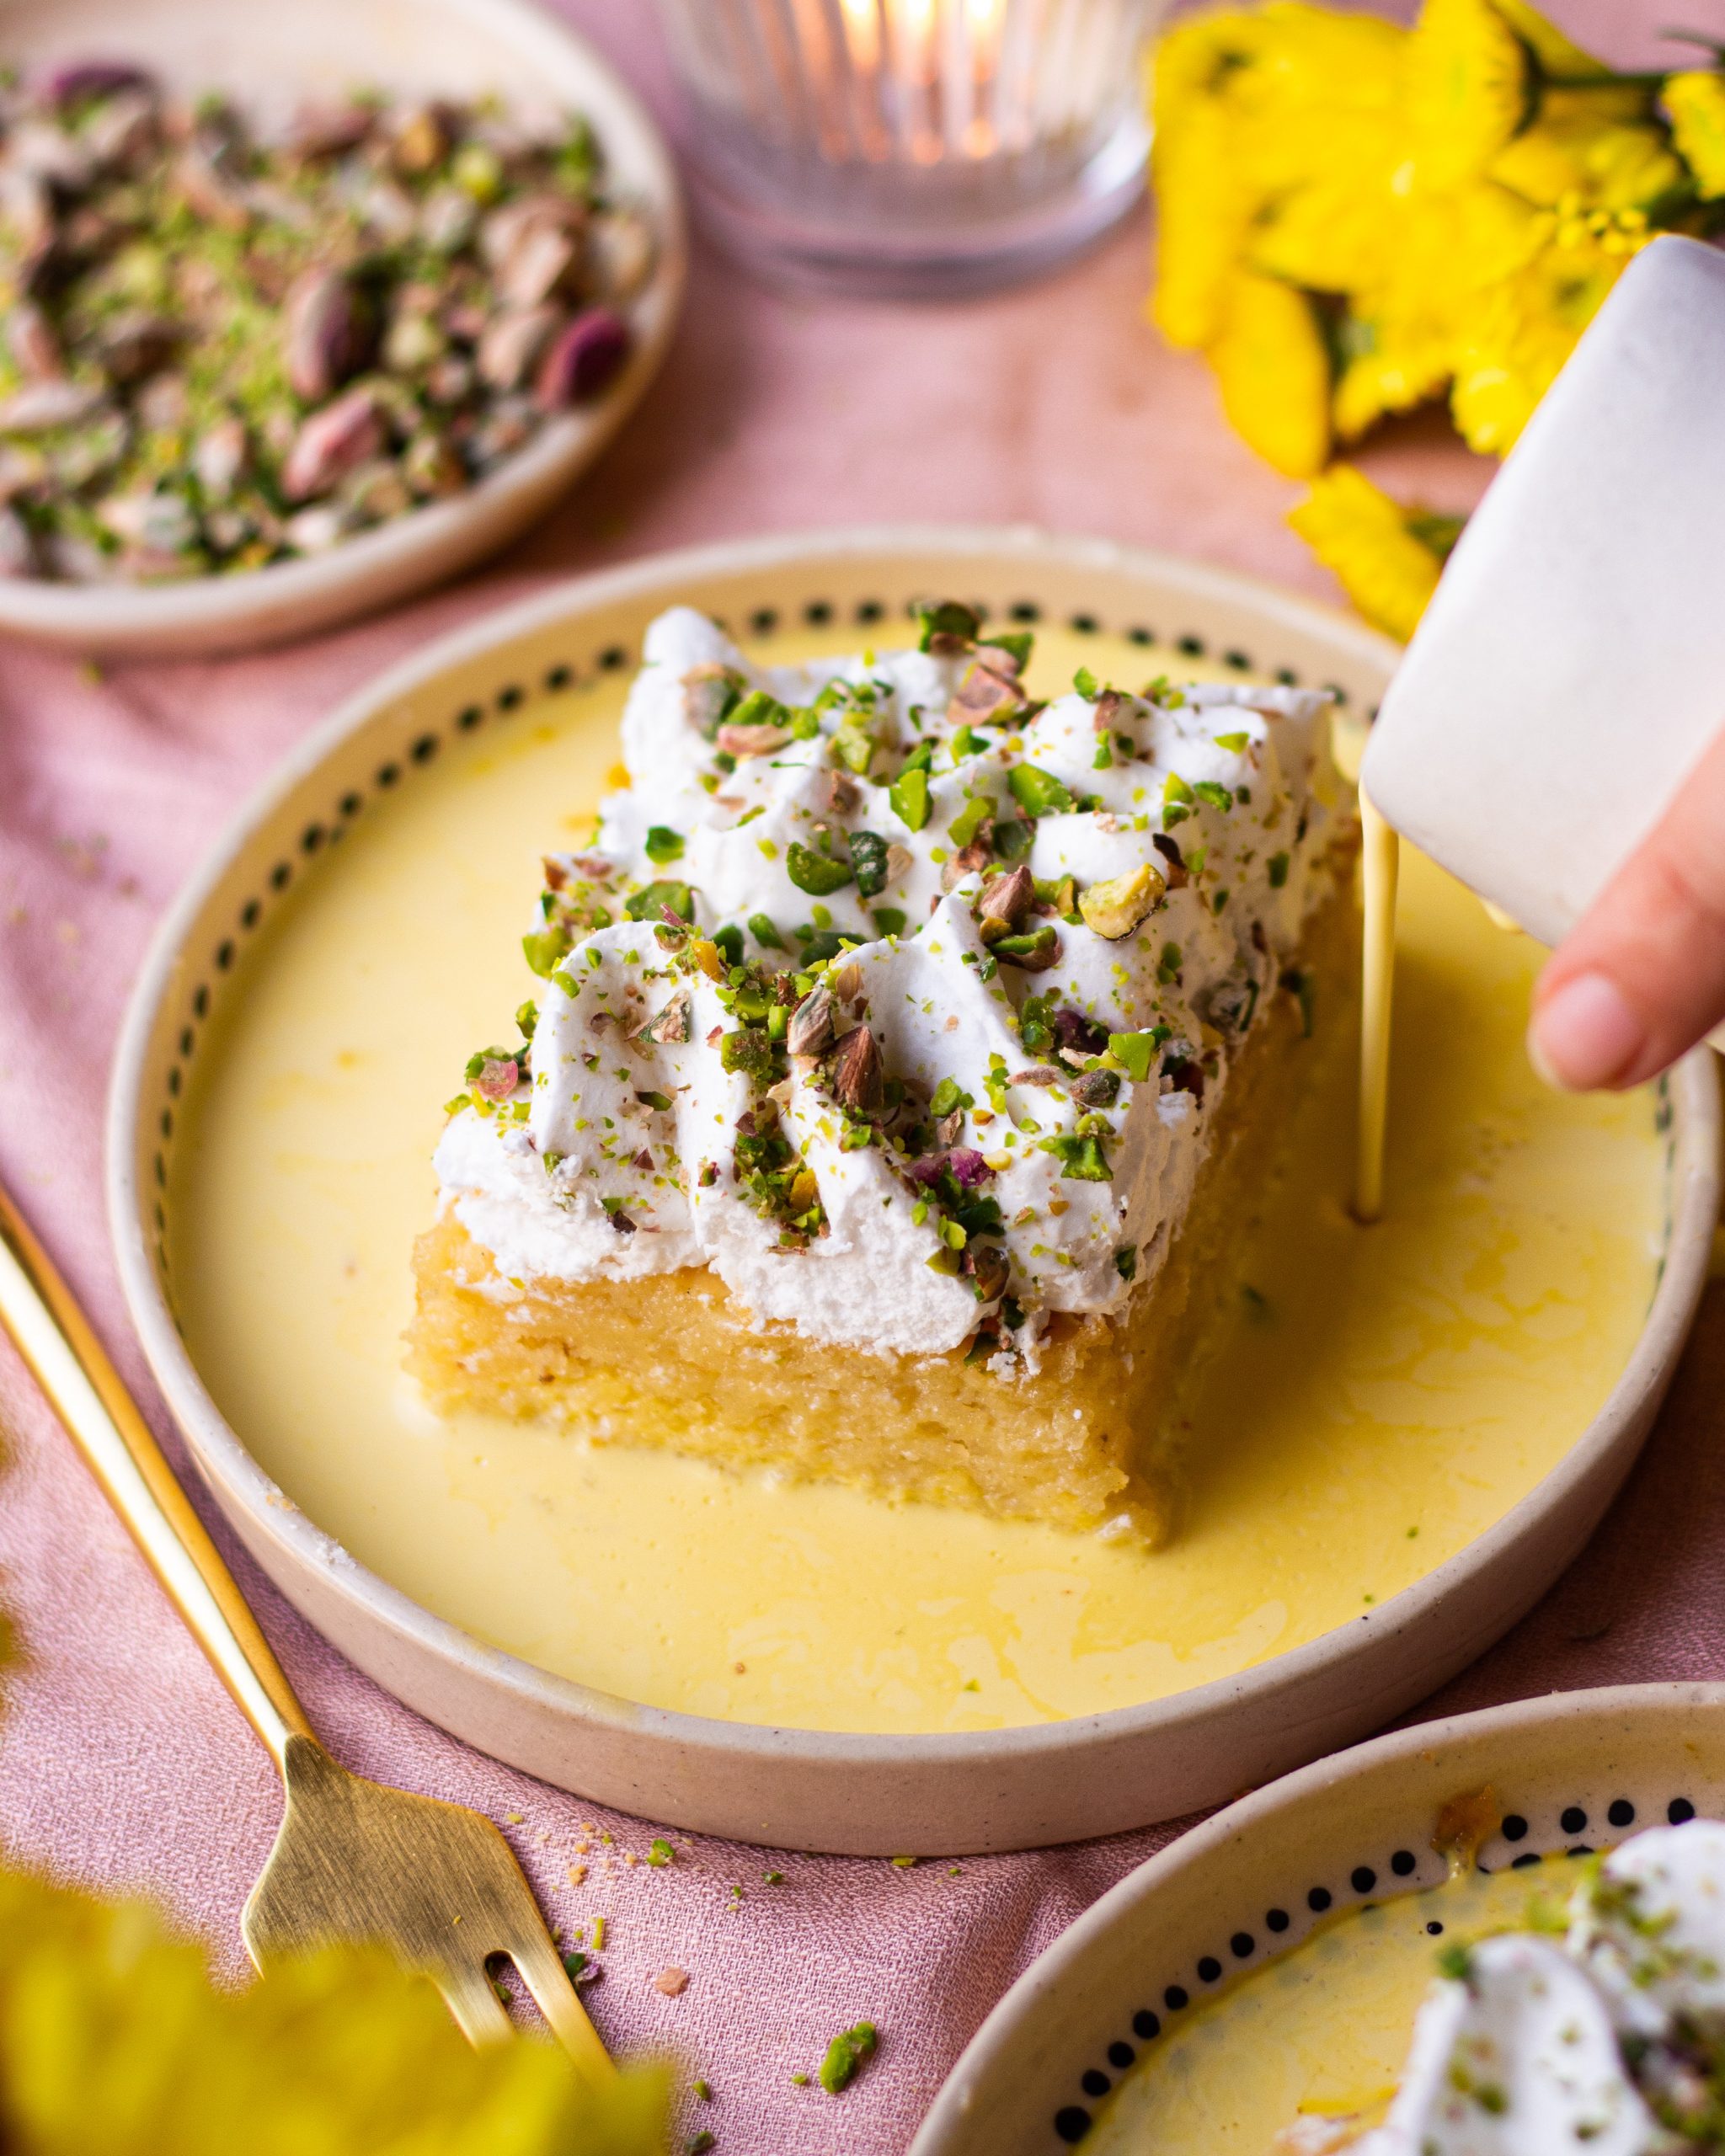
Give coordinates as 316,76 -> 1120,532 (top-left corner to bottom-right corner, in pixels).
0,0 -> 684,654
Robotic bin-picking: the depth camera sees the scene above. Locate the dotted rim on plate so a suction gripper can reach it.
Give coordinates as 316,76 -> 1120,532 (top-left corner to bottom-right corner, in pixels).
1048,1792 -> 1701,2147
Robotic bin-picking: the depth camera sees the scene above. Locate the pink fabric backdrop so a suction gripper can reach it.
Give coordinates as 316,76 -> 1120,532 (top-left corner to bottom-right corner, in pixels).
1,3 -> 1719,2149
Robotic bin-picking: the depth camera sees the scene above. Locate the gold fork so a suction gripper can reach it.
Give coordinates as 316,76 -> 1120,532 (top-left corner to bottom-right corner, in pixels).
0,1178 -> 609,2078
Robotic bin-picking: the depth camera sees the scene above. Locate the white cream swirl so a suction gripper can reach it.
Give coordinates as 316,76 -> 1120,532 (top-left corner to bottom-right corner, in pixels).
1344,1822 -> 1725,2155
434,605 -> 1347,1364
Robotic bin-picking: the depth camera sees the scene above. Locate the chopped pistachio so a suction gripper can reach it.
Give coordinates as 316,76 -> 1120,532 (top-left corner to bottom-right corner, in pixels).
0,77 -> 647,584
786,841 -> 853,897
980,628 -> 1032,667
947,793 -> 992,846
1107,1027 -> 1169,1081
522,925 -> 573,977
848,829 -> 890,898
622,880 -> 694,924
748,910 -> 788,950
1007,764 -> 1073,819
1078,862 -> 1165,941
915,599 -> 980,648
819,2021 -> 880,2095
1039,1132 -> 1112,1182
889,764 -> 932,833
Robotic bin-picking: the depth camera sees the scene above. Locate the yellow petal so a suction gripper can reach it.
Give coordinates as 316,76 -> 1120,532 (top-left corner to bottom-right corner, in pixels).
0,1864 -> 667,2156
1248,157 -> 1401,294
1407,0 -> 1535,189
1151,90 -> 1257,350
1288,466 -> 1455,643
1666,70 -> 1725,200
1490,114 -> 1686,211
1332,307 -> 1457,440
1151,8 -> 1272,120
1208,271 -> 1333,478
1450,219 -> 1644,455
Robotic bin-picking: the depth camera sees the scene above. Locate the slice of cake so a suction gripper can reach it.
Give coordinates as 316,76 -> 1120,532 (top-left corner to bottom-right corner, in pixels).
409,601 -> 1358,1541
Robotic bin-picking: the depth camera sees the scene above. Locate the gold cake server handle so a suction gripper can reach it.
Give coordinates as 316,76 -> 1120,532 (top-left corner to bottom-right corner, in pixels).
0,1177 -> 610,2079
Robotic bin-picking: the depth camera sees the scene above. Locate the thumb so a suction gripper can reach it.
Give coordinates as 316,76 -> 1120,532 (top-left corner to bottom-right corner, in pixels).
1530,718 -> 1725,1091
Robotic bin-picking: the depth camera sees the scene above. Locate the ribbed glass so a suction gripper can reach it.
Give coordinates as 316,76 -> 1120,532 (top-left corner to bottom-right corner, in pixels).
654,0 -> 1160,293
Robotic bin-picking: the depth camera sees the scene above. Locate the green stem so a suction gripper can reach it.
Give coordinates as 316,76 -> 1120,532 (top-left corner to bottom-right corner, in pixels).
1543,70 -> 1671,89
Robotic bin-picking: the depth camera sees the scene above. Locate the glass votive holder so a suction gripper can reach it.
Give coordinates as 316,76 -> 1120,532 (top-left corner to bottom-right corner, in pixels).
653,0 -> 1161,297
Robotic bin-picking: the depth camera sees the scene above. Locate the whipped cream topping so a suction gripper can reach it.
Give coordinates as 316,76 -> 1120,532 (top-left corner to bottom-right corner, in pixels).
1362,1935 -> 1660,2156
1337,1821 -> 1725,2156
1573,1822 -> 1725,2041
435,603 -> 1345,1365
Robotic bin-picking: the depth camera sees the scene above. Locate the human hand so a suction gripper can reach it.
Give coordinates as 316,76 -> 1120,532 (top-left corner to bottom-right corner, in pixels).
1529,719 -> 1725,1090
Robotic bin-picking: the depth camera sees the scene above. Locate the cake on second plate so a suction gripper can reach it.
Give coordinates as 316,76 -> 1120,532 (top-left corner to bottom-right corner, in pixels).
1275,1818 -> 1725,2153
409,601 -> 1357,1540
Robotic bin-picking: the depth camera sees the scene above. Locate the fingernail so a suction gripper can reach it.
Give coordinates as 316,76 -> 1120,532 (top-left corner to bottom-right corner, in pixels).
1529,972 -> 1645,1091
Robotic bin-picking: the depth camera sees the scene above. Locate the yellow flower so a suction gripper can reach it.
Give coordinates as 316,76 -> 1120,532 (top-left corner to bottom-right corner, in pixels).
1406,0 -> 1535,190
1490,109 -> 1686,212
1151,3 -> 1409,329
1450,215 -> 1646,454
0,1864 -> 666,2156
1145,0 -> 1674,566
1208,270 -> 1333,477
1666,70 -> 1725,198
1288,466 -> 1460,642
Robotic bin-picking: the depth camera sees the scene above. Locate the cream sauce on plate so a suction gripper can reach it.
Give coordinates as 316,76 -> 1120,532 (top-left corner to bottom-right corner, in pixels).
168,627 -> 1668,1735
1089,1855 -> 1592,2151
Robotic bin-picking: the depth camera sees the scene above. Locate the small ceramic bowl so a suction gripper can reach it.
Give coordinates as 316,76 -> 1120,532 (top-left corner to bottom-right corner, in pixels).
107,526 -> 1721,1854
0,0 -> 685,656
911,1680 -> 1725,2156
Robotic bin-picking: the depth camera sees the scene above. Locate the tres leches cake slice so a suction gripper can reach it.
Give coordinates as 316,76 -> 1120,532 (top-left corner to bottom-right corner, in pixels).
409,602 -> 1358,1541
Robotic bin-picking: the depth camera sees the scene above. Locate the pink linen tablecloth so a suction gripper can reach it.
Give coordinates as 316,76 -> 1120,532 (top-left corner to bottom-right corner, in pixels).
1,3 -> 1718,2149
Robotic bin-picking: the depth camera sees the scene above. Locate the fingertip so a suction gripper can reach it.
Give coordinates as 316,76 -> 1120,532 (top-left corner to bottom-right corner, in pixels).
1528,971 -> 1646,1091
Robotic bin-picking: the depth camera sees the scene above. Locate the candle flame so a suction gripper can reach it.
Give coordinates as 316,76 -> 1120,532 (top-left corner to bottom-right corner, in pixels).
839,0 -> 881,70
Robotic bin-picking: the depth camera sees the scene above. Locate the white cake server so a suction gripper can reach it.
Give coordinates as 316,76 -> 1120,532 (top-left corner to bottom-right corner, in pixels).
1362,232 -> 1725,1056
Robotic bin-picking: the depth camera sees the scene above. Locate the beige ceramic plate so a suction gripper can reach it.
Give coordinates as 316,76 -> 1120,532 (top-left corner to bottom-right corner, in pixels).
912,1680 -> 1725,2156
107,526 -> 1721,1853
0,0 -> 684,656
